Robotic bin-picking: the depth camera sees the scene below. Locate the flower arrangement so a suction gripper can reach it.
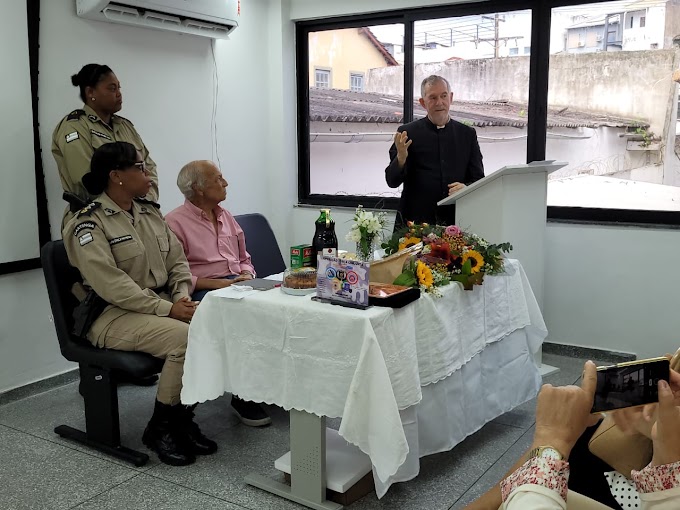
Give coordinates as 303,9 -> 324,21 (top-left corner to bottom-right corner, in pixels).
346,206 -> 388,261
382,222 -> 512,292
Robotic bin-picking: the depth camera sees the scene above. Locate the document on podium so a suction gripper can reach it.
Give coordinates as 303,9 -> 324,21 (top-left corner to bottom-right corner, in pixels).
437,160 -> 568,207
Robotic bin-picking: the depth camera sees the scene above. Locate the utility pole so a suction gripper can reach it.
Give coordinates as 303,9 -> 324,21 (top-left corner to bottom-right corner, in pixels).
494,13 -> 500,57
480,14 -> 510,57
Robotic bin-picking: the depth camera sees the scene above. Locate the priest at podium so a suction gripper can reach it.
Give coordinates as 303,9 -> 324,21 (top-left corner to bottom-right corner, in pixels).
385,75 -> 484,228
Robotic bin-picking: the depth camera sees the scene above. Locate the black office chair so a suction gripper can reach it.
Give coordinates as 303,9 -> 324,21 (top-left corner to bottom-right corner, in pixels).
235,213 -> 287,276
41,240 -> 164,467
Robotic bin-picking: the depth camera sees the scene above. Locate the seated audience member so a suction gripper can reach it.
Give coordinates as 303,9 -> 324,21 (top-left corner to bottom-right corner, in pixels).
165,160 -> 271,428
465,350 -> 680,510
165,160 -> 254,302
468,360 -> 680,510
63,142 -> 216,466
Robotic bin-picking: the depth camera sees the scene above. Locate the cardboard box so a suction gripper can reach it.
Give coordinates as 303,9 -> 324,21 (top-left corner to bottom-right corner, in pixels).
290,244 -> 313,268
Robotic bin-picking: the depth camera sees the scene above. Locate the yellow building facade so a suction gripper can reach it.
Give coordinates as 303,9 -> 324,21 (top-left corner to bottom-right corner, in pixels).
308,28 -> 398,90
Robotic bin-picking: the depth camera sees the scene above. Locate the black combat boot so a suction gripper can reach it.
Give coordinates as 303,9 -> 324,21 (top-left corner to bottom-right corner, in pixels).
181,404 -> 218,455
142,400 -> 196,466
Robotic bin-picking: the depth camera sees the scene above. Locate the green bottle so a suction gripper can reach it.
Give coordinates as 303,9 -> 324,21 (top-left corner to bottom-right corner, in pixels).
311,209 -> 338,267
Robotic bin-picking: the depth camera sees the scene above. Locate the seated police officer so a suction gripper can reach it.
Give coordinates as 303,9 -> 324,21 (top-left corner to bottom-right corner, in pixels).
63,142 -> 215,466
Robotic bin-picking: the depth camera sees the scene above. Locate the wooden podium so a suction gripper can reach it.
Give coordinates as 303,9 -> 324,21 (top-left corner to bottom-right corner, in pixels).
438,160 -> 567,375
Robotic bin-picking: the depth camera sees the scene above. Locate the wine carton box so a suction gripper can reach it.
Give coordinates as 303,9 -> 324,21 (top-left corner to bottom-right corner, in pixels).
290,244 -> 313,268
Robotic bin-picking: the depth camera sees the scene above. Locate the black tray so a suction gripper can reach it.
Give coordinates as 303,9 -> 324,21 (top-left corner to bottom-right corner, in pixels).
368,284 -> 421,308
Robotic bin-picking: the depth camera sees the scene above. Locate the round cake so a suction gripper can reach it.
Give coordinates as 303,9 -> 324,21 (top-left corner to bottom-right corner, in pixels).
283,268 -> 317,289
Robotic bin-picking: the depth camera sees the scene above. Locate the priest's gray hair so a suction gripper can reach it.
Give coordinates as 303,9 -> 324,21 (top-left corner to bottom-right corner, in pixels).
177,160 -> 211,200
420,75 -> 451,98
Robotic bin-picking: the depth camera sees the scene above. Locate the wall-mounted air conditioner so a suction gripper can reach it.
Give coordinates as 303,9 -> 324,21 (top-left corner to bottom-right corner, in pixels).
76,0 -> 239,39
596,35 -> 604,42
577,41 -> 586,47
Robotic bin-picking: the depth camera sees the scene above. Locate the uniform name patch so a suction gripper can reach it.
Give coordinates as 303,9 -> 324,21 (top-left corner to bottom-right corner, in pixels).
79,233 -> 93,246
90,129 -> 112,140
65,132 -> 79,143
109,235 -> 133,246
73,221 -> 96,237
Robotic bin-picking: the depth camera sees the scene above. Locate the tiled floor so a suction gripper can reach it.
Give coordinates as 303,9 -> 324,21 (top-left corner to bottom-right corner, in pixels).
0,353 -> 605,510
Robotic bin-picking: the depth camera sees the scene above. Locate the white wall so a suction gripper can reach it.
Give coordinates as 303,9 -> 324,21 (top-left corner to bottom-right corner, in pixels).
39,0 -> 214,231
0,270 -> 74,393
544,223 -> 680,359
0,0 -> 276,393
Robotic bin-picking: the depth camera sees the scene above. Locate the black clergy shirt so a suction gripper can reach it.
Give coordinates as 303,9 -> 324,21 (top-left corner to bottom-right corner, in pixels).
385,117 -> 484,227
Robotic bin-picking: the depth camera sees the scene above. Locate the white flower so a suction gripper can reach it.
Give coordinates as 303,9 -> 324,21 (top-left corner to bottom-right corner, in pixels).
346,228 -> 362,243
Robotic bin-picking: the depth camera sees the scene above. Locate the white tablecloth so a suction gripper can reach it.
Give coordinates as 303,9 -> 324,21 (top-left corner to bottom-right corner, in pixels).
182,259 -> 546,492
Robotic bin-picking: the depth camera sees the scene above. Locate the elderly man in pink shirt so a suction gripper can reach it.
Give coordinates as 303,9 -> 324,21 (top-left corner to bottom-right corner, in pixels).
166,160 -> 271,427
166,161 -> 255,301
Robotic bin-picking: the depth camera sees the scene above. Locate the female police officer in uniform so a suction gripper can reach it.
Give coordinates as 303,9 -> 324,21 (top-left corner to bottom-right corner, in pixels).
63,142 -> 215,466
52,63 -> 159,211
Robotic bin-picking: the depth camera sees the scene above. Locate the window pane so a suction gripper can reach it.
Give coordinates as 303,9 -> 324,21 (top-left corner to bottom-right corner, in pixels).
546,2 -> 680,212
308,25 -> 404,197
315,68 -> 330,88
350,73 -> 364,92
411,11 -> 532,176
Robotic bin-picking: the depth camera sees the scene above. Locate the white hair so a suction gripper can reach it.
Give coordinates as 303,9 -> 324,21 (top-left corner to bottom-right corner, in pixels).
177,160 -> 212,200
420,75 -> 451,98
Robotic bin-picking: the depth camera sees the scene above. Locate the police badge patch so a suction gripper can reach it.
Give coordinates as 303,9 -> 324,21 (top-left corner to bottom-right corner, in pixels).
79,232 -> 93,246
74,221 -> 96,237
66,132 -> 79,143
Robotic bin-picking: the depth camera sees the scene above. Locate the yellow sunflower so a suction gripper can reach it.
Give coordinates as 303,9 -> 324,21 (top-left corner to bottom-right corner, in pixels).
416,261 -> 434,287
398,237 -> 421,252
461,250 -> 484,274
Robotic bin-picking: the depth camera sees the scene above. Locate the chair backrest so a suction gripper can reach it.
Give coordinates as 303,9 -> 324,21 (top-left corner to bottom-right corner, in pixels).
40,240 -> 89,361
41,240 -> 165,375
234,213 -> 286,277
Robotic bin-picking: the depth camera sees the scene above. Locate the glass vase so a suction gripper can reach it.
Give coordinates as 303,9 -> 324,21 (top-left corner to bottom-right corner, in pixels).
356,235 -> 375,262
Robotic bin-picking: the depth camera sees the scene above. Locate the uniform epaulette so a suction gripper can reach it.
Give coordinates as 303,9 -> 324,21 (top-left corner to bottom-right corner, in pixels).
114,114 -> 133,126
77,201 -> 101,218
67,109 -> 86,121
134,197 -> 160,208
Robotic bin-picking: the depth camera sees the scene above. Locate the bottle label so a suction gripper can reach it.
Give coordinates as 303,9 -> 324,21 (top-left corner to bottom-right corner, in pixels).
323,248 -> 337,257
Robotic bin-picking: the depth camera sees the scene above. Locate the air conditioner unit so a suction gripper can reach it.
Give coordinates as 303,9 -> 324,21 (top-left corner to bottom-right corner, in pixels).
76,0 -> 239,39
577,41 -> 586,47
596,35 -> 604,42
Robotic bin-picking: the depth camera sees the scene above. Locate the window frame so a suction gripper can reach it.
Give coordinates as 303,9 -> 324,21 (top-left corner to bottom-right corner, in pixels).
314,67 -> 332,88
349,72 -> 365,92
295,0 -> 680,226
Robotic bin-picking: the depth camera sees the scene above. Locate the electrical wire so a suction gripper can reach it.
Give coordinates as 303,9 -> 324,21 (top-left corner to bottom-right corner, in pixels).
210,39 -> 222,170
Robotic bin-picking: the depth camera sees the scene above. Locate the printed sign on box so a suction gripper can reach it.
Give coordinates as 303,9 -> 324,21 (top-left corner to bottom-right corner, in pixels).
316,256 -> 370,307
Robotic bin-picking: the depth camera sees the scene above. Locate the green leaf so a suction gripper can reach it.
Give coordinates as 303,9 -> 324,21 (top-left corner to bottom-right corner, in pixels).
393,271 -> 417,287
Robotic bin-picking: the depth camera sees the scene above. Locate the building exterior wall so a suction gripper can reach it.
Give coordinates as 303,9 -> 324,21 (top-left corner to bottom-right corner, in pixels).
308,28 -> 392,90
367,50 -> 678,135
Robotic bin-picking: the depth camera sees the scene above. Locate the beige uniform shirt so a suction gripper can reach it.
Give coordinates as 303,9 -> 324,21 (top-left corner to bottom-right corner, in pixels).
63,193 -> 191,322
52,104 -> 159,202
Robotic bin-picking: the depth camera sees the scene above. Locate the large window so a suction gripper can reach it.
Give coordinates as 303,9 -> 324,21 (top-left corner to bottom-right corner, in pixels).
546,2 -> 680,214
296,1 -> 680,224
413,11 -> 531,178
305,23 -> 404,200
